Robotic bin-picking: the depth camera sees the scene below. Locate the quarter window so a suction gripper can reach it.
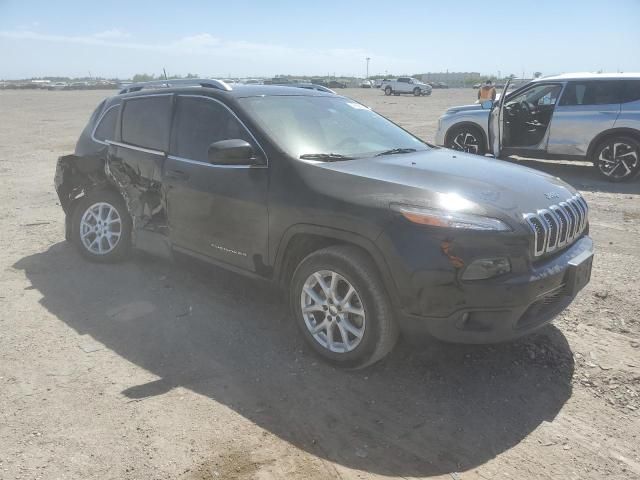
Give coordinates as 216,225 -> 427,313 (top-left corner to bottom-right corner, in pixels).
621,80 -> 640,103
93,105 -> 119,142
170,96 -> 255,163
121,95 -> 172,150
559,81 -> 623,106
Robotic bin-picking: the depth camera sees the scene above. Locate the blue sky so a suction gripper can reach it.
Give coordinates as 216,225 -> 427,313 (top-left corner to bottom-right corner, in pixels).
1,0 -> 639,79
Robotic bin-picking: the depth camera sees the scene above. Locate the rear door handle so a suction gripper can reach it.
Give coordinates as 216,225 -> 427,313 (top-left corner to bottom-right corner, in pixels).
166,169 -> 189,181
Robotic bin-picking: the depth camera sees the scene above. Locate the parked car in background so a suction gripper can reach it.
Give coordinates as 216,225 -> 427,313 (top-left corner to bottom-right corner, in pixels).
374,79 -> 387,88
429,82 -> 449,89
382,77 -> 432,96
55,78 -> 593,368
48,82 -> 68,90
360,80 -> 373,88
328,80 -> 347,89
435,73 -> 640,181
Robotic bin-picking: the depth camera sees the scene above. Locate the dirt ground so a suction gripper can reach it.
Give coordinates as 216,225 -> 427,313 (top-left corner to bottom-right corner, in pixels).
1,87 -> 639,480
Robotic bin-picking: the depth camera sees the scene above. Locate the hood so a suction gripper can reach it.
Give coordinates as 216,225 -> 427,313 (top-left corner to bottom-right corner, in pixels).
302,149 -> 577,227
445,104 -> 484,114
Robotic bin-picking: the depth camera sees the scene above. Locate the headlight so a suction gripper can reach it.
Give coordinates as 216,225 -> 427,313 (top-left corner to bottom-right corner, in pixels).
391,204 -> 511,231
462,257 -> 511,280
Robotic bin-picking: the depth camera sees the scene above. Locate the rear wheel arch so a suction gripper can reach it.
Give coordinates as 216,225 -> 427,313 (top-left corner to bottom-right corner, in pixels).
586,128 -> 640,161
273,226 -> 401,309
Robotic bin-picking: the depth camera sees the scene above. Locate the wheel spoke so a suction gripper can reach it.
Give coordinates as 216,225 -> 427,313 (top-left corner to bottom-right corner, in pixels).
303,304 -> 324,313
303,286 -> 325,307
338,285 -> 355,306
309,319 -> 328,334
313,273 -> 331,299
341,317 -> 364,339
336,321 -> 350,348
326,322 -> 335,351
342,303 -> 364,316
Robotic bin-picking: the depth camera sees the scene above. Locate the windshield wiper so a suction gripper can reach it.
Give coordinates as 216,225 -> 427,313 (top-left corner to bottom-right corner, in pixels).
375,148 -> 418,157
299,153 -> 355,161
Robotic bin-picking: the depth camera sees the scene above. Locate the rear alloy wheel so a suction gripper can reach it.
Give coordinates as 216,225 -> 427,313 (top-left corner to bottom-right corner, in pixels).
290,246 -> 398,369
72,190 -> 132,262
593,136 -> 640,182
446,125 -> 486,155
384,86 -> 392,96
413,87 -> 421,96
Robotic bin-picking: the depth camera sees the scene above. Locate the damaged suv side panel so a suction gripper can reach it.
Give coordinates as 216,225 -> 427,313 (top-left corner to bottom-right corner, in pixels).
55,95 -> 171,255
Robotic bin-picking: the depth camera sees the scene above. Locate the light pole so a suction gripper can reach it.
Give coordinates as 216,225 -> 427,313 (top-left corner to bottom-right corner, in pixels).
366,57 -> 371,79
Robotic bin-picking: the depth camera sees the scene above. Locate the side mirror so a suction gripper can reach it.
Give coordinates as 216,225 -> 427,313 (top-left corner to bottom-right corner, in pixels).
481,100 -> 493,109
207,139 -> 259,165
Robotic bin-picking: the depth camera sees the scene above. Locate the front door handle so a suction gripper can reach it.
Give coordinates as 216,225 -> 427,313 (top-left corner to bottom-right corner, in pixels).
166,169 -> 189,181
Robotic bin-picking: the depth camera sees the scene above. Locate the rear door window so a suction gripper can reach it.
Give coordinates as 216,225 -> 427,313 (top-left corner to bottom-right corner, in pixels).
170,96 -> 255,163
559,81 -> 623,106
93,105 -> 119,142
121,95 -> 172,150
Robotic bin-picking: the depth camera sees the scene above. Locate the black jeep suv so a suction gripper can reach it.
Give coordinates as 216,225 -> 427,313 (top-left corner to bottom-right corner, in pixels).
55,79 -> 594,368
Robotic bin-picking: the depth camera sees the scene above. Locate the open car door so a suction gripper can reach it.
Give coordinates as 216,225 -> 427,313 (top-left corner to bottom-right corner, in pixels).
488,78 -> 511,157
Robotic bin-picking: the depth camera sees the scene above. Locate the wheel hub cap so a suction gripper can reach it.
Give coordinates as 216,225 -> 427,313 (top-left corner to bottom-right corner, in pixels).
300,270 -> 366,353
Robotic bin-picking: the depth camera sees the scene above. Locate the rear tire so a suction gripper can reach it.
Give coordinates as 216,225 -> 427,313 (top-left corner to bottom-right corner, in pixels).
71,189 -> 132,263
445,125 -> 486,155
384,86 -> 392,96
592,135 -> 640,182
290,245 -> 398,369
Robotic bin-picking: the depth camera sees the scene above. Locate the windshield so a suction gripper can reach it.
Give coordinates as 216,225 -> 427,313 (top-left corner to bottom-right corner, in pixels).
238,95 -> 428,159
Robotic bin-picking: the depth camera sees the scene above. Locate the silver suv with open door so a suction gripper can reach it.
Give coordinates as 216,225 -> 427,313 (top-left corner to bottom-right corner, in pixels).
435,73 -> 640,181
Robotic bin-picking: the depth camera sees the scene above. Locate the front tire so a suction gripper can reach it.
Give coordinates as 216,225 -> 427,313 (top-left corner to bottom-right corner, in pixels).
592,136 -> 640,182
384,86 -> 392,96
413,87 -> 421,96
445,125 -> 486,155
290,246 -> 398,369
71,189 -> 132,262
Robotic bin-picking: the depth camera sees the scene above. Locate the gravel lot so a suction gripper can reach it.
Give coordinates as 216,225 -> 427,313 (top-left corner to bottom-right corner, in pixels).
1,88 -> 639,480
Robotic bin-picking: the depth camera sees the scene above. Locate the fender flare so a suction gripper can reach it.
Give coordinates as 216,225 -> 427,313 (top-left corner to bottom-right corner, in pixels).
586,127 -> 640,161
273,224 -> 401,309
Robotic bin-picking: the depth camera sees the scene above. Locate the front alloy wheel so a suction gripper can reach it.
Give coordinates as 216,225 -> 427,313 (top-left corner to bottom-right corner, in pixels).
446,126 -> 485,155
301,270 -> 366,353
290,245 -> 398,368
594,137 -> 640,182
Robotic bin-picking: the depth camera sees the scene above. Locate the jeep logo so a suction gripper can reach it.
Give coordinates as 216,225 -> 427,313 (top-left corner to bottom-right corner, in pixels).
544,192 -> 560,200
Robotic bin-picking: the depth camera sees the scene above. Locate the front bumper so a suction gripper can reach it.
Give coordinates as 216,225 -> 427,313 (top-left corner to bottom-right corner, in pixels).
394,236 -> 594,343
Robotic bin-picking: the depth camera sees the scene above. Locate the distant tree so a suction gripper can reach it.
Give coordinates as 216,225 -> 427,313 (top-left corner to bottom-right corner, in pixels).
185,73 -> 199,79
534,71 -> 542,78
132,73 -> 155,82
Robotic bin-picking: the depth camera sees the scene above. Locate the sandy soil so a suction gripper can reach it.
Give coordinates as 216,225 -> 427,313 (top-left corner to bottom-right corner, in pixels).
0,88 -> 639,480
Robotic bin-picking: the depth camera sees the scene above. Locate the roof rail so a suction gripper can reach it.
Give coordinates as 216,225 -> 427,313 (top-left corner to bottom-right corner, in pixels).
118,78 -> 232,94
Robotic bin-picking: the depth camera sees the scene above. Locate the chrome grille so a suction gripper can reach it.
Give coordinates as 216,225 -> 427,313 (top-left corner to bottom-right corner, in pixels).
525,194 -> 589,257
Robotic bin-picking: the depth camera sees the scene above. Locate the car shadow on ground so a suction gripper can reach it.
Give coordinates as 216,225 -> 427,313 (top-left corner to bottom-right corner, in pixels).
506,157 -> 639,194
15,242 -> 575,477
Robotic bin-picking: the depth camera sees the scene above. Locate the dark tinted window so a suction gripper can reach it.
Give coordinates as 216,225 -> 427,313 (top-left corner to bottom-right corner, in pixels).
171,96 -> 254,163
93,105 -> 119,142
121,96 -> 172,150
621,80 -> 640,103
559,81 -> 622,106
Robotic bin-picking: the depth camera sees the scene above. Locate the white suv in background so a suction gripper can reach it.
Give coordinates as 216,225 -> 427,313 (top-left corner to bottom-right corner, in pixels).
382,77 -> 432,96
435,73 -> 640,182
